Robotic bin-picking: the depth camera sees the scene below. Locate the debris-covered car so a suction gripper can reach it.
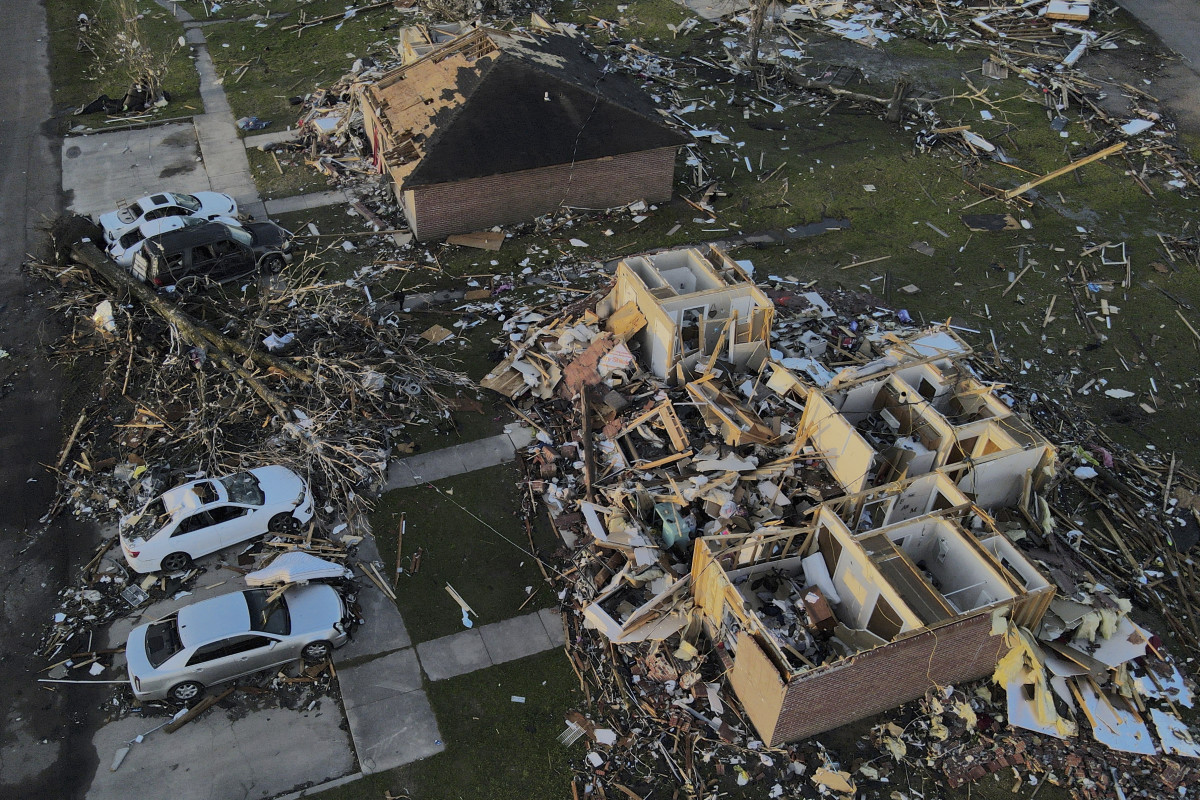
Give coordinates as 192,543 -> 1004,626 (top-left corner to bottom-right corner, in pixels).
108,214 -> 241,268
98,191 -> 239,249
130,220 -> 293,289
125,584 -> 351,702
119,466 -> 314,573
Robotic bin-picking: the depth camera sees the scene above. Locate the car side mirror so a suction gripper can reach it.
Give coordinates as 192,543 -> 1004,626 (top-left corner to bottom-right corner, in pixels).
267,640 -> 278,649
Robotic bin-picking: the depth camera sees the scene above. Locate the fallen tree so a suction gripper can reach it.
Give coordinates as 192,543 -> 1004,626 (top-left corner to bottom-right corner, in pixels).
70,241 -> 310,440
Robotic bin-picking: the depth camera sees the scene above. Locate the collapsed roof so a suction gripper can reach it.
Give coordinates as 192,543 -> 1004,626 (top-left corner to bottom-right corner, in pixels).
358,28 -> 690,190
481,243 -> 1196,762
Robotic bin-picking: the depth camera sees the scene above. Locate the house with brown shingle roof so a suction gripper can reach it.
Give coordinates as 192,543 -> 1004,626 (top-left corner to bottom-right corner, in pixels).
358,28 -> 690,240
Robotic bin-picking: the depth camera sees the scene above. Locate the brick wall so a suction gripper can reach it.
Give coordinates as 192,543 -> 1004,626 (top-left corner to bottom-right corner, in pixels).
769,611 -> 1006,744
403,146 -> 679,240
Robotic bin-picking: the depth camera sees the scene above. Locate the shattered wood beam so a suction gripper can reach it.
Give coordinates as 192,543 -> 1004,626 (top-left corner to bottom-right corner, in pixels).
70,242 -> 307,440
1002,141 -> 1127,200
782,70 -> 928,115
581,390 -> 595,503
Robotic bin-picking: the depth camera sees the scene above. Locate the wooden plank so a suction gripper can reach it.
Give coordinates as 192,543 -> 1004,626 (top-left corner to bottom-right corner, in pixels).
446,230 -> 504,251
606,301 -> 647,339
1002,142 -> 1127,200
165,687 -> 237,733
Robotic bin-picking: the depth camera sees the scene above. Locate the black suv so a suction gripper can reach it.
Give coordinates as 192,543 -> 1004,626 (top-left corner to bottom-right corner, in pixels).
131,221 -> 293,289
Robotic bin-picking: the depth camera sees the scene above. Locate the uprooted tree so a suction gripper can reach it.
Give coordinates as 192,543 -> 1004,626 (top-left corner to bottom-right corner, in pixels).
81,0 -> 183,111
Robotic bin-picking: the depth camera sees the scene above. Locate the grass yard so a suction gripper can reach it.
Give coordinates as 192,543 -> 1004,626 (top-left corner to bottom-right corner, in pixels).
371,461 -> 558,644
247,145 -> 338,199
203,0 -> 410,132
48,0 -> 199,129
315,649 -> 581,800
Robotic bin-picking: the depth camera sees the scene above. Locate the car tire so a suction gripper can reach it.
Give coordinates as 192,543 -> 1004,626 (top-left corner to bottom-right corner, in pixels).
268,513 -> 301,534
302,641 -> 333,663
160,551 -> 193,572
170,680 -> 204,703
263,254 -> 286,274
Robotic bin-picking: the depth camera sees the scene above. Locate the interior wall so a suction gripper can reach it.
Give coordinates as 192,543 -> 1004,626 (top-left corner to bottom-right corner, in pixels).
978,535 -> 1050,592
837,380 -> 883,423
801,393 -> 875,494
887,519 -> 1014,612
955,446 -> 1049,509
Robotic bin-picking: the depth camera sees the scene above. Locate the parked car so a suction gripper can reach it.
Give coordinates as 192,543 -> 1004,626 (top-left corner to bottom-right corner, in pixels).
130,220 -> 293,289
119,466 -> 314,573
108,214 -> 240,268
125,584 -> 351,702
98,191 -> 239,248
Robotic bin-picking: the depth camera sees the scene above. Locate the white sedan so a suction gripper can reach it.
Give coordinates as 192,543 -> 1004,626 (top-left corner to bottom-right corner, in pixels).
98,191 -> 239,248
108,214 -> 241,268
126,584 -> 351,702
119,466 -> 314,574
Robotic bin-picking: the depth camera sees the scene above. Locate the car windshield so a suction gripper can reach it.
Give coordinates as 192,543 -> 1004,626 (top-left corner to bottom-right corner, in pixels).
244,590 -> 291,635
127,201 -> 145,219
127,497 -> 169,540
219,472 -> 265,505
228,226 -> 253,246
171,193 -> 202,212
119,228 -> 145,248
145,617 -> 184,668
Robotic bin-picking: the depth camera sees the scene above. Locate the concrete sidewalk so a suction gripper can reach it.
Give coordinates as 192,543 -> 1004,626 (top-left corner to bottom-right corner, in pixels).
171,2 -> 265,220
416,608 -> 564,681
385,422 -> 536,489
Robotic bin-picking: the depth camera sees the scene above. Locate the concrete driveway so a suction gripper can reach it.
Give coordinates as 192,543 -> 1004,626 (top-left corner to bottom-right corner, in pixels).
87,704 -> 353,800
88,529 -> 443,798
63,122 -> 212,218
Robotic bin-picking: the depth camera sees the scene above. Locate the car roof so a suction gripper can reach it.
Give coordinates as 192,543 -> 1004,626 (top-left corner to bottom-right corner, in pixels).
159,479 -> 223,516
177,591 -> 252,647
142,220 -> 237,254
136,193 -> 173,208
135,216 -> 190,237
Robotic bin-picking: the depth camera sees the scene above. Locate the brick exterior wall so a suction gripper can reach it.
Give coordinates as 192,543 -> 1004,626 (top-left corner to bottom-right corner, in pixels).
403,146 -> 679,240
769,611 -> 1006,744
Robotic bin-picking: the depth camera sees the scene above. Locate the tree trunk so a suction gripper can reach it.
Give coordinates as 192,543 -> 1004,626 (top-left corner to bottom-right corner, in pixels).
70,241 -> 311,441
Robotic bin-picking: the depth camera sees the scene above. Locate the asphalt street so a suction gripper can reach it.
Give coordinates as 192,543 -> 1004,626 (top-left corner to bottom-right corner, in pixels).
0,2 -> 102,798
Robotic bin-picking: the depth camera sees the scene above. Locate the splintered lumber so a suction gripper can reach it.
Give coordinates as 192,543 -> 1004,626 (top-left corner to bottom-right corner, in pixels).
393,512 -> 406,590
165,686 -> 237,733
1002,142 -> 1127,200
69,242 -> 309,439
445,582 -> 477,617
839,254 -> 892,270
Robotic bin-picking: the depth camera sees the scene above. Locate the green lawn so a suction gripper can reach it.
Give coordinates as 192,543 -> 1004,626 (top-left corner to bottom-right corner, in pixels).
247,146 -> 338,200
204,0 -> 408,132
317,649 -> 581,800
371,461 -> 558,644
49,0 -> 200,129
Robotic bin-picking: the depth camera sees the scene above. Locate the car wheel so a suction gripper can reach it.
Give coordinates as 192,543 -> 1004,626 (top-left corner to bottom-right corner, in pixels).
302,641 -> 333,663
262,254 -> 286,274
170,680 -> 204,703
267,513 -> 300,534
160,551 -> 193,572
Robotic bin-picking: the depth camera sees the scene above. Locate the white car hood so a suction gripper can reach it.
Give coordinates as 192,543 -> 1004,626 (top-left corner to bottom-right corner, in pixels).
245,552 -> 351,586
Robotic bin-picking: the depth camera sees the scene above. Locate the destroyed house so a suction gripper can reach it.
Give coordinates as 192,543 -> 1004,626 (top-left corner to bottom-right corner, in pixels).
601,245 -> 774,382
674,334 -> 1058,743
357,28 -> 690,240
691,485 -> 1053,744
796,332 -> 1054,504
